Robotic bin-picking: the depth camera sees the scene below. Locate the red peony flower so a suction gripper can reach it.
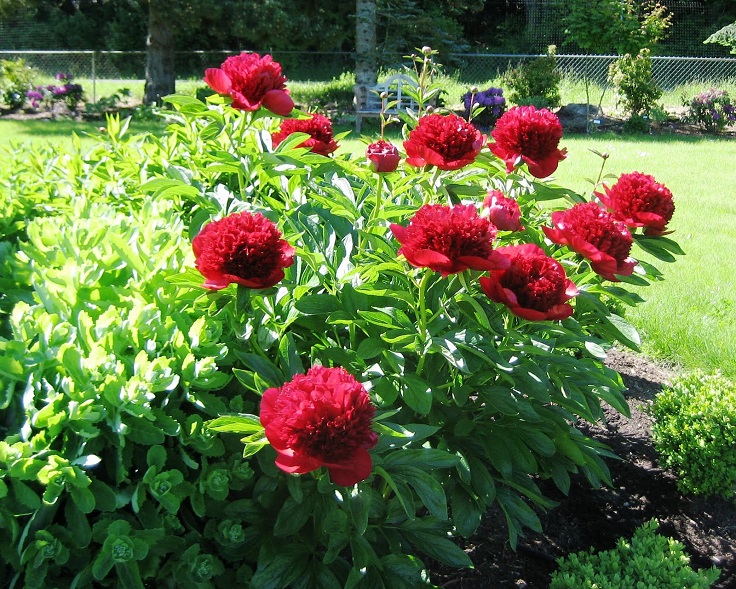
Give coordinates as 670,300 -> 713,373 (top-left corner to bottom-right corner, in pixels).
260,366 -> 378,486
192,211 -> 295,290
403,113 -> 484,170
489,106 -> 567,178
595,172 -> 675,236
271,113 -> 338,156
479,244 -> 578,321
390,204 -> 510,277
543,202 -> 637,281
482,190 -> 525,232
204,52 -> 294,116
366,139 -> 401,173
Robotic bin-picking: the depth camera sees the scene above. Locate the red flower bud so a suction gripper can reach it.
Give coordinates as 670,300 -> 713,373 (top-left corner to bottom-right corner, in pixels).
482,190 -> 524,232
272,113 -> 338,156
366,140 -> 401,172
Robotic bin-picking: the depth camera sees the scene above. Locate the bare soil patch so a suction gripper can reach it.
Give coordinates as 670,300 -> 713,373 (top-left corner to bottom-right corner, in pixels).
432,349 -> 736,588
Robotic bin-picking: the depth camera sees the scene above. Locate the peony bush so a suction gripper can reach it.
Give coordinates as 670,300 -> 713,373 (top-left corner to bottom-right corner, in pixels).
0,50 -> 683,588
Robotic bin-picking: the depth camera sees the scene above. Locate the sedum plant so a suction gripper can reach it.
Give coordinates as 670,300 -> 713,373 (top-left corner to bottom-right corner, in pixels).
550,519 -> 720,588
0,50 -> 684,588
651,371 -> 736,498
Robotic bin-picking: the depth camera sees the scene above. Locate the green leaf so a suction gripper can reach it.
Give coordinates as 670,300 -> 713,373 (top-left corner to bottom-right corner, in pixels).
71,486 -> 96,514
374,466 -> 415,520
206,414 -> 264,435
451,486 -> 483,538
274,496 -> 312,537
11,478 -> 40,509
394,466 -> 448,520
251,545 -> 310,589
235,353 -> 284,388
115,561 -> 145,589
383,449 -> 460,470
402,523 -> 473,569
602,313 -> 641,350
294,294 -> 342,315
401,373 -> 433,415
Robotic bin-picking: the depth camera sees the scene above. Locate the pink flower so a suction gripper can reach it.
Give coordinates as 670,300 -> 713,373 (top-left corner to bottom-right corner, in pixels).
271,113 -> 338,156
595,172 -> 675,236
260,366 -> 378,486
479,244 -> 578,321
204,52 -> 294,116
366,139 -> 401,172
489,106 -> 567,178
543,202 -> 636,281
192,212 -> 295,290
390,204 -> 510,277
403,113 -> 484,170
482,190 -> 524,232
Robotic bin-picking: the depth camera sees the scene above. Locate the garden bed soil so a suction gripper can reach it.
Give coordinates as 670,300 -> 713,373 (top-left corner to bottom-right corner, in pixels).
431,348 -> 736,588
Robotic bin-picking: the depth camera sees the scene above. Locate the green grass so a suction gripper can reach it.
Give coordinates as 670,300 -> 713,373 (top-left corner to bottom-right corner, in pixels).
0,118 -> 167,150
552,133 -> 736,377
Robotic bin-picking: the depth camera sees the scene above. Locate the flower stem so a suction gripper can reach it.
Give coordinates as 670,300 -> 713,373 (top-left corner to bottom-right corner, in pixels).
415,270 -> 433,376
371,173 -> 385,224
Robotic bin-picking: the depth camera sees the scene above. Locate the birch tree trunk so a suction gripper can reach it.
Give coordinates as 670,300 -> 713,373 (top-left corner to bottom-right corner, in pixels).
355,0 -> 378,90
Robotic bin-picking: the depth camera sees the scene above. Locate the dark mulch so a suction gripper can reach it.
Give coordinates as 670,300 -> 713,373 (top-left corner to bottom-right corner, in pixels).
431,349 -> 736,588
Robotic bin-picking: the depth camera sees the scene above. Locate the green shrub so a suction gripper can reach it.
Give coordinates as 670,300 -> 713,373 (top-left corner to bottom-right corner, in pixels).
550,519 -> 720,589
0,52 -> 683,588
289,71 -> 356,112
0,58 -> 38,110
608,49 -> 663,118
503,45 -> 561,109
651,371 -> 736,498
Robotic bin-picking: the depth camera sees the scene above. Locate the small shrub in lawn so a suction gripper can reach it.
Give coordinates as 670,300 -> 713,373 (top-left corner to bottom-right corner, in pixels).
0,58 -> 38,110
503,45 -> 561,109
550,519 -> 720,589
651,371 -> 736,498
608,49 -> 663,119
685,88 -> 736,133
0,49 -> 684,588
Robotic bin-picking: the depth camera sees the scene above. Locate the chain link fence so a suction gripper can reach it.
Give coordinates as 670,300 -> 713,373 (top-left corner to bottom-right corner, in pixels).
3,49 -> 736,103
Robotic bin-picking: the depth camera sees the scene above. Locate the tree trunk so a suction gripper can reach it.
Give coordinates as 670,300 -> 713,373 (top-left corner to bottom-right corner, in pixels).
144,0 -> 175,105
355,0 -> 377,90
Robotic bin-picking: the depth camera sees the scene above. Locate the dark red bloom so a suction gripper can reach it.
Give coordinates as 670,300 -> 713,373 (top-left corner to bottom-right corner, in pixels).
366,139 -> 401,173
390,204 -> 510,277
403,113 -> 484,170
260,366 -> 378,486
271,113 -> 338,156
192,211 -> 295,290
489,106 -> 567,178
595,172 -> 675,236
204,52 -> 294,116
543,202 -> 637,281
479,244 -> 578,321
482,190 -> 524,232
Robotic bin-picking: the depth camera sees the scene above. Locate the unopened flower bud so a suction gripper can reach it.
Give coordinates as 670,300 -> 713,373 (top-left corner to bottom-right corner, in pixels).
421,46 -> 432,55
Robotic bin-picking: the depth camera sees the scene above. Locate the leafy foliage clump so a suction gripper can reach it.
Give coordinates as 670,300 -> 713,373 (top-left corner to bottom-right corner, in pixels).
503,46 -> 561,109
0,58 -> 38,110
685,88 -> 736,133
651,371 -> 736,498
0,52 -> 683,588
550,519 -> 720,589
608,49 -> 663,119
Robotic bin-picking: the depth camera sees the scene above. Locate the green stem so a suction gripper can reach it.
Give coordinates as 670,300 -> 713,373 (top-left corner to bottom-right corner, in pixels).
371,173 -> 385,224
415,270 -> 433,376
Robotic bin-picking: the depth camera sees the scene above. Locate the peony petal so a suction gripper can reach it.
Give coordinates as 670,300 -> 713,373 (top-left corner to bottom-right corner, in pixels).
259,387 -> 280,427
408,248 -> 453,270
274,449 -> 321,475
203,68 -> 232,95
262,89 -> 295,116
457,251 -> 510,272
326,449 -> 373,486
389,223 -> 409,245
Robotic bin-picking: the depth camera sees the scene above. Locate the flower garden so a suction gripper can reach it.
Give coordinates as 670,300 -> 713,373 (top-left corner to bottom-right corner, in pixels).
2,49 -> 733,588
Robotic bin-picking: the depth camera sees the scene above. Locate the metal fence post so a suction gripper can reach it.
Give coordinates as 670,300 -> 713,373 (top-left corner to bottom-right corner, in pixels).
92,51 -> 96,103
